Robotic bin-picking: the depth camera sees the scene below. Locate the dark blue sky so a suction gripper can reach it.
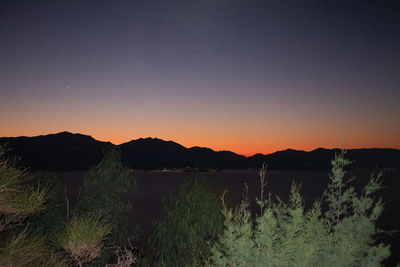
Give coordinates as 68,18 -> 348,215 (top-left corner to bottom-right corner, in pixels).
1,0 -> 399,155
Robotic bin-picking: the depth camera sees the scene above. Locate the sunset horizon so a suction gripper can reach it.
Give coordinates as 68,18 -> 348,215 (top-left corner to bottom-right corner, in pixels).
1,129 -> 399,157
1,1 -> 399,157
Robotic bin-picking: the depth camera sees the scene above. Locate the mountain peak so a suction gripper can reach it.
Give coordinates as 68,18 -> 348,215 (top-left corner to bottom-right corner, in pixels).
57,131 -> 73,135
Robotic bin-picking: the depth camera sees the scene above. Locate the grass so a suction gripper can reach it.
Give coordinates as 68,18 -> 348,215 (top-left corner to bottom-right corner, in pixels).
56,213 -> 111,267
0,229 -> 49,266
0,145 -> 46,231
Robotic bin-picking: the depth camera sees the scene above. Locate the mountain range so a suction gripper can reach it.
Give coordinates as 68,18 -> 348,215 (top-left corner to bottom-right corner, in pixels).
0,132 -> 399,171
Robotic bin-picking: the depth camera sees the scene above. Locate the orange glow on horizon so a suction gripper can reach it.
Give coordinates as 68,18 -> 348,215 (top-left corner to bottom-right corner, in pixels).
1,99 -> 399,157
1,128 -> 398,157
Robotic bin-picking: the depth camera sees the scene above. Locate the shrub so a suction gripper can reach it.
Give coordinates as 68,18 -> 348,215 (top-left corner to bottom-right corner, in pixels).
210,151 -> 390,266
151,178 -> 224,266
56,212 -> 111,267
0,145 -> 53,266
0,229 -> 49,266
26,172 -> 67,237
107,244 -> 138,267
0,146 -> 46,231
77,147 -> 136,248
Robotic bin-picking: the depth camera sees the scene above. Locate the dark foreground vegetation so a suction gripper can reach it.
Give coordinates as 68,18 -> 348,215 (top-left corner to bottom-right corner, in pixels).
0,144 -> 398,266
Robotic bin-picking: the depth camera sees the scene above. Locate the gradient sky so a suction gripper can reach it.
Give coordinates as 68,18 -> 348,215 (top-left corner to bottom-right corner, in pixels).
0,0 -> 399,156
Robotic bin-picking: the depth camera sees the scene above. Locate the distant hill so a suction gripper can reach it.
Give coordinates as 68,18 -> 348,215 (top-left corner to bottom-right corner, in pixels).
0,132 -> 110,171
117,138 -> 248,169
120,138 -> 188,169
249,147 -> 400,170
0,132 -> 399,171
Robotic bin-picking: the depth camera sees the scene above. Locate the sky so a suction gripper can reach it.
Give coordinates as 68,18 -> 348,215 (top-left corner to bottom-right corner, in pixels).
0,0 -> 399,156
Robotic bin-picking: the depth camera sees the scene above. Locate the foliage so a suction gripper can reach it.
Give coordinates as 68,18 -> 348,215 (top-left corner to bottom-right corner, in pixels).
56,212 -> 111,267
151,178 -> 225,266
0,146 -> 46,231
210,150 -> 390,266
0,145 -> 54,266
0,229 -> 49,266
26,171 -> 67,237
108,243 -> 138,267
77,147 -> 136,248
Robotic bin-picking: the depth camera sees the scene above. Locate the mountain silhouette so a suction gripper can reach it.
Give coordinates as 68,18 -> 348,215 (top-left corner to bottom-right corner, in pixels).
0,132 -> 399,171
0,132 -> 110,171
250,147 -> 400,170
120,137 -> 188,169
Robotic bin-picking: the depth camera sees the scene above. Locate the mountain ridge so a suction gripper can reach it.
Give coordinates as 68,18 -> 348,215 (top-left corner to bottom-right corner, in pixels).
1,131 -> 399,171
